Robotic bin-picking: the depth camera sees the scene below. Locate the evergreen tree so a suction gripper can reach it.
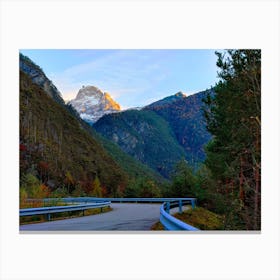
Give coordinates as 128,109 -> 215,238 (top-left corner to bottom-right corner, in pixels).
203,49 -> 261,229
124,177 -> 162,198
170,159 -> 196,197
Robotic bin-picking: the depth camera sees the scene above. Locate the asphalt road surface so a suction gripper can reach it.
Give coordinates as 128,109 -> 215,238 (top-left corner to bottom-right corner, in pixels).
20,203 -> 164,231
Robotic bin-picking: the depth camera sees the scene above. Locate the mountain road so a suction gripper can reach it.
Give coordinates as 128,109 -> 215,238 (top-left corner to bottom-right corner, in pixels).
20,203 -> 165,231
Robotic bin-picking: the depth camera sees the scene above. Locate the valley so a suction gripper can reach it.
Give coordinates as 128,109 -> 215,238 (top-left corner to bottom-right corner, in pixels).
19,49 -> 261,230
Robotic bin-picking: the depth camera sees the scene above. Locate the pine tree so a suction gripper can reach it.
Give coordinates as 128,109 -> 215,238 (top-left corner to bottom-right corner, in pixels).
203,50 -> 261,229
170,159 -> 196,197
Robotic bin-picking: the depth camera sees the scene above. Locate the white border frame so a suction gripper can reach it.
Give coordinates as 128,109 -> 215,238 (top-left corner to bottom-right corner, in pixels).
1,1 -> 280,279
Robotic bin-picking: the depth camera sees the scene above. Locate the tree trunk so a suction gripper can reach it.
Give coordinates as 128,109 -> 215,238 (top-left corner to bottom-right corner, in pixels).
254,164 -> 260,229
239,156 -> 245,202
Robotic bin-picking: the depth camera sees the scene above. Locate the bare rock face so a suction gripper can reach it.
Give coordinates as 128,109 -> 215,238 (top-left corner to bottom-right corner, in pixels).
20,53 -> 65,106
69,86 -> 121,123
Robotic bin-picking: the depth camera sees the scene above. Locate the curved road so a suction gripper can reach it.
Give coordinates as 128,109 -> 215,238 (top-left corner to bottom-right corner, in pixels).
20,203 -> 163,231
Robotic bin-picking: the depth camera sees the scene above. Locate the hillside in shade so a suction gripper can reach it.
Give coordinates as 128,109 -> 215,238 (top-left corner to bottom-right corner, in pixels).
144,90 -> 213,167
94,91 -> 212,177
94,109 -> 186,178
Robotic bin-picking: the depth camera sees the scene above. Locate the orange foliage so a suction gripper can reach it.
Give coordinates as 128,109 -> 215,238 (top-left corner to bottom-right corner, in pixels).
39,184 -> 51,198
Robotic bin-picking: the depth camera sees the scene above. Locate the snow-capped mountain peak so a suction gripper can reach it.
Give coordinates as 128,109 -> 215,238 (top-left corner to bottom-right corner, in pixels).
69,86 -> 121,123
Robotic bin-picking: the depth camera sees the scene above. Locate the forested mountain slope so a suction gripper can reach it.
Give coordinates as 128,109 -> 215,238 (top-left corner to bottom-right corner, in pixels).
20,71 -> 128,196
94,90 -> 212,177
94,110 -> 186,178
144,90 -> 213,167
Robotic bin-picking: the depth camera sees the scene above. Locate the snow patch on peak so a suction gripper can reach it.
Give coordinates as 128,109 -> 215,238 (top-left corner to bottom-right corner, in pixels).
76,85 -> 103,100
69,85 -> 121,123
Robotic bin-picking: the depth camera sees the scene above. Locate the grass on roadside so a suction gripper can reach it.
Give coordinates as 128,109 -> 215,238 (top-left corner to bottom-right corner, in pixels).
151,207 -> 225,230
20,199 -> 68,209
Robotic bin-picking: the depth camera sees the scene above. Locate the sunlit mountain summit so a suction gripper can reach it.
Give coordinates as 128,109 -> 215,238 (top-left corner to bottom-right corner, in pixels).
69,85 -> 121,123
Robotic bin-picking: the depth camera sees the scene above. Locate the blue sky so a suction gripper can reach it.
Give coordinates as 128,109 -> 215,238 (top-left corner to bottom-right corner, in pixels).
20,49 -> 219,108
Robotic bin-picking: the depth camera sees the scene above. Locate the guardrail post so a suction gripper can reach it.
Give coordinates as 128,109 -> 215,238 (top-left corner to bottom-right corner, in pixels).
191,199 -> 195,209
47,213 -> 51,221
82,210 -> 85,216
179,200 -> 182,214
100,207 -> 103,213
166,202 -> 170,214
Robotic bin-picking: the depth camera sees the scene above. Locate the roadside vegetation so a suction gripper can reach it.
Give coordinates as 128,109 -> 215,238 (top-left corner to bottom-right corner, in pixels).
151,207 -> 224,230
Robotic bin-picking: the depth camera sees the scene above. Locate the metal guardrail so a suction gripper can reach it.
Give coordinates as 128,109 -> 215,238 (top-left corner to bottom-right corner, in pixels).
160,200 -> 200,231
24,197 -> 200,230
38,197 -> 197,204
20,201 -> 111,221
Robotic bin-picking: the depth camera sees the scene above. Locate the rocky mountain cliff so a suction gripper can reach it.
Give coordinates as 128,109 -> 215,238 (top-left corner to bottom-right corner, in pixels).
20,53 -> 65,106
69,86 -> 121,123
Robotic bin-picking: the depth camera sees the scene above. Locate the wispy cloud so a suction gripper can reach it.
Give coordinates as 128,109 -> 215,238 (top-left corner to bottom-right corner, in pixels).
43,49 -> 219,108
22,49 -> 219,107
51,50 -> 170,108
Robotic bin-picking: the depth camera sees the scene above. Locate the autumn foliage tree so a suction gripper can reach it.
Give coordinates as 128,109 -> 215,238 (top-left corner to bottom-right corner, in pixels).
64,171 -> 75,194
38,161 -> 49,183
20,173 -> 51,207
90,176 -> 102,197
